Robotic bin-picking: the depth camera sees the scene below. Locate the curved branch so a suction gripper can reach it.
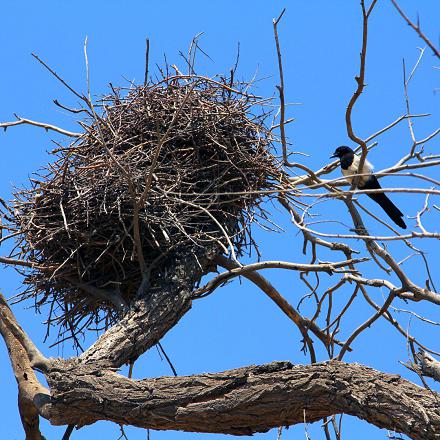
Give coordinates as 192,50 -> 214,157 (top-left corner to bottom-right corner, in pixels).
193,257 -> 367,297
213,255 -> 350,354
345,0 -> 378,185
0,294 -> 50,372
45,360 -> 440,440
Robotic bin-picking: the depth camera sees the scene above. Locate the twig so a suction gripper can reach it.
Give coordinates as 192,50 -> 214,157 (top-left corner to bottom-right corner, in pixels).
310,187 -> 440,198
0,116 -> 81,137
291,214 -> 439,242
415,193 -> 430,235
157,342 -> 178,377
31,52 -> 87,102
144,38 -> 150,86
128,360 -> 135,379
213,255 -> 350,354
345,0 -> 378,190
0,256 -> 45,269
62,425 -> 75,440
390,0 -> 440,59
53,99 -> 89,114
337,291 -> 395,359
365,113 -> 429,143
362,286 -> 440,357
276,426 -> 283,440
272,8 -> 292,167
117,425 -> 129,440
402,49 -> 424,157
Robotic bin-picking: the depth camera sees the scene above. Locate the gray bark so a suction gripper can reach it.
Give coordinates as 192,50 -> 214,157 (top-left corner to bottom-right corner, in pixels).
79,245 -> 218,368
2,249 -> 439,440
44,360 -> 439,440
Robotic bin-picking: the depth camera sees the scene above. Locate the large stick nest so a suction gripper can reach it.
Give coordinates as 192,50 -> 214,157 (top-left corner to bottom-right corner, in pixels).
9,75 -> 281,344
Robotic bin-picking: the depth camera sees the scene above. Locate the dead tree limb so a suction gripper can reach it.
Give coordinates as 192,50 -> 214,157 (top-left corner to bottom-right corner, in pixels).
390,0 -> 440,59
0,294 -> 50,439
43,360 -> 440,440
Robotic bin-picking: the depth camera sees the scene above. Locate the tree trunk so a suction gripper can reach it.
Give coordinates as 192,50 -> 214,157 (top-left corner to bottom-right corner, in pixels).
79,245 -> 219,368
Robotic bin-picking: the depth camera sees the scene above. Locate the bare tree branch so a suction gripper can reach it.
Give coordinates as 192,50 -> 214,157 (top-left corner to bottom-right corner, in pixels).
345,0 -> 378,186
213,255 -> 350,355
193,257 -> 367,298
0,294 -> 50,372
43,360 -> 440,440
390,0 -> 440,59
0,116 -> 82,137
0,294 -> 50,439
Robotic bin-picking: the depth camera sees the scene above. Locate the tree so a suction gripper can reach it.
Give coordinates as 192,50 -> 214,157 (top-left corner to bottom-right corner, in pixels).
0,1 -> 439,439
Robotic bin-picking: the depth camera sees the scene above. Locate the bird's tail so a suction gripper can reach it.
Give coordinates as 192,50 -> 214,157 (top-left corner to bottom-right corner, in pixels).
367,193 -> 406,229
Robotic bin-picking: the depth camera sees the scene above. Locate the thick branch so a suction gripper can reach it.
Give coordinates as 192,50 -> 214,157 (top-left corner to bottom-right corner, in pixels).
79,246 -> 218,368
45,360 -> 440,440
0,295 -> 50,371
0,294 -> 50,439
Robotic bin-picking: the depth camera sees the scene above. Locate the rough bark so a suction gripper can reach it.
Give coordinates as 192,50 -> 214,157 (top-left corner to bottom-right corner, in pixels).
80,246 -> 218,368
0,297 -> 49,440
45,360 -> 439,440
1,248 -> 439,440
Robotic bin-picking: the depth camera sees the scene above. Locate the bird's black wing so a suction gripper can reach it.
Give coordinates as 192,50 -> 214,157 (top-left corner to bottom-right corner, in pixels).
360,175 -> 407,229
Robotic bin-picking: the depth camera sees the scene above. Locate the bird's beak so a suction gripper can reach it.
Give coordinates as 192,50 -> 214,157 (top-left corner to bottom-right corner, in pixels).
330,153 -> 337,159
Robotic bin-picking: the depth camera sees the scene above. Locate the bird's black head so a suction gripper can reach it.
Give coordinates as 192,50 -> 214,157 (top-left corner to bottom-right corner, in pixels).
330,146 -> 354,159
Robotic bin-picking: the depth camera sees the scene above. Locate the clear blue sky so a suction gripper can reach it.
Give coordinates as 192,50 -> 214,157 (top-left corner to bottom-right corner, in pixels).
0,1 -> 439,439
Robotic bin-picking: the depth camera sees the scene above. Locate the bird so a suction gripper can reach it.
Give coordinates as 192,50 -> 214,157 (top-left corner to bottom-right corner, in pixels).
330,146 -> 406,229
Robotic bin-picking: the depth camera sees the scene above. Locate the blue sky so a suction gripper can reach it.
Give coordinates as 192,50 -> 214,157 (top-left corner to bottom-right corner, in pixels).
0,1 -> 439,439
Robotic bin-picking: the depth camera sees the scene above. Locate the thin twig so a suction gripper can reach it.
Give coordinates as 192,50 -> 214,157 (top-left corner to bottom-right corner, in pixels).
345,0 -> 378,189
62,425 -> 75,440
31,52 -> 87,102
213,255 -> 350,355
390,0 -> 440,59
144,38 -> 150,86
157,342 -> 178,377
337,291 -> 395,360
0,116 -> 81,137
272,8 -> 293,167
